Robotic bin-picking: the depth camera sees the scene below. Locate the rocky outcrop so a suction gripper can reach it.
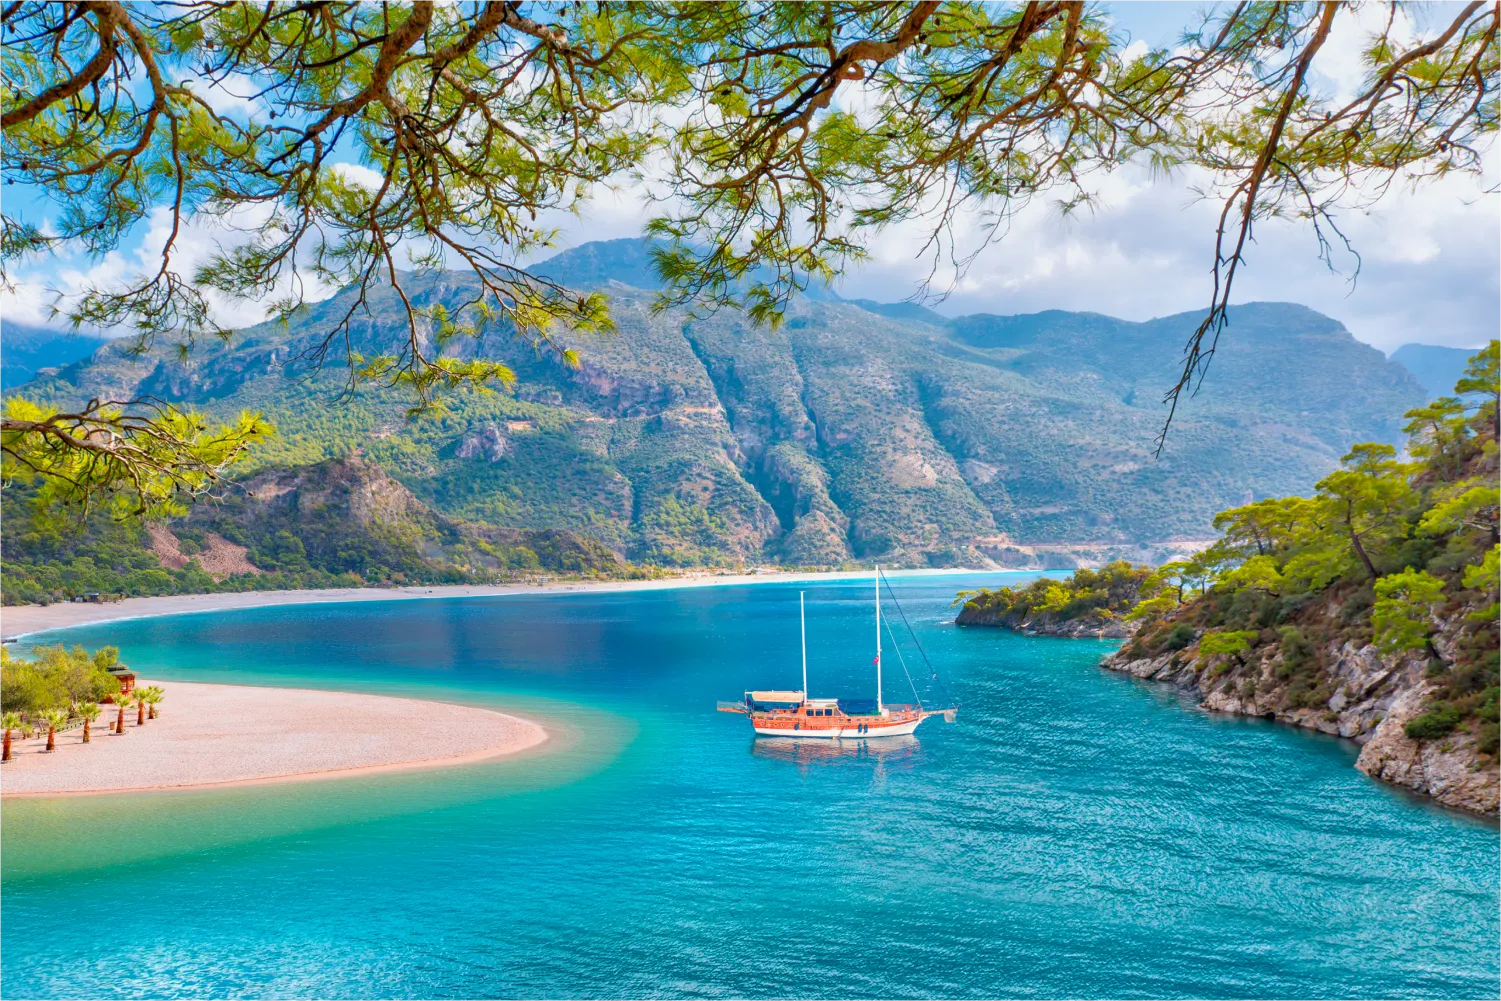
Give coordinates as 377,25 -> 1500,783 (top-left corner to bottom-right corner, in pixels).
455,423 -> 509,462
240,455 -> 432,529
1102,629 -> 1499,815
1356,683 -> 1499,814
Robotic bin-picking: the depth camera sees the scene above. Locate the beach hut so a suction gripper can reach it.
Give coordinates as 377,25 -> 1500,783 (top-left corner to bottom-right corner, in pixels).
107,665 -> 136,697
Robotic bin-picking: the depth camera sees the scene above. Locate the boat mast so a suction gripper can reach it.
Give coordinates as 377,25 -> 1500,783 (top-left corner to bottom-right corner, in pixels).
874,566 -> 883,713
800,590 -> 808,703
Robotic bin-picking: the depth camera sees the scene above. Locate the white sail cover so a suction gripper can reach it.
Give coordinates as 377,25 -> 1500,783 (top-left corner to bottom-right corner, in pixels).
747,690 -> 804,703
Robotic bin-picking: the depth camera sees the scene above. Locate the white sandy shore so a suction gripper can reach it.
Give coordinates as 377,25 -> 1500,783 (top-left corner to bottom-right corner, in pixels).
0,680 -> 548,797
0,568 -> 987,638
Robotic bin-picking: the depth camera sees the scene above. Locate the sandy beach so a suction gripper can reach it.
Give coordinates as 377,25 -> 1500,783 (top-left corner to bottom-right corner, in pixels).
0,680 -> 548,797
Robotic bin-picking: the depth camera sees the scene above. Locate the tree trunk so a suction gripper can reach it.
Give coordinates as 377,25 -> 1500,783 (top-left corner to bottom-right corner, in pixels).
2,730 -> 11,761
137,703 -> 145,726
149,704 -> 157,719
45,726 -> 55,752
83,720 -> 92,743
1345,501 -> 1378,579
116,703 -> 126,734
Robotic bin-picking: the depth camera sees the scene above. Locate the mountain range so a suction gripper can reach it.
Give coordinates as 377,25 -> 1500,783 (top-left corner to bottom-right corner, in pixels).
1389,343 -> 1481,401
7,238 -> 1430,570
0,321 -> 108,391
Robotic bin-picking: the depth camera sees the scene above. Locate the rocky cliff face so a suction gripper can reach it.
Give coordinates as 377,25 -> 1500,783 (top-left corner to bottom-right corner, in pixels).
1103,609 -> 1498,815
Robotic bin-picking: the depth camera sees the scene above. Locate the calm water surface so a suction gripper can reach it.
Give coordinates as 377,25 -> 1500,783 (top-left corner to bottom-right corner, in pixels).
3,573 -> 1497,999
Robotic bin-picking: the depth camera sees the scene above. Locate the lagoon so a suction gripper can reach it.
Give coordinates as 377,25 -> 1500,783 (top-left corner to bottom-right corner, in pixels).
3,573 -> 1496,999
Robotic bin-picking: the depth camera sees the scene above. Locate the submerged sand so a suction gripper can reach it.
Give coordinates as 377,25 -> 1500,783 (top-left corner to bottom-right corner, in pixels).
0,680 -> 548,796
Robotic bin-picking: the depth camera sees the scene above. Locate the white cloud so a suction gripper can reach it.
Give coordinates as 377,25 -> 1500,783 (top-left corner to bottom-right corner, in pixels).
798,153 -> 1499,352
183,71 -> 267,119
2,202 -> 334,334
329,162 -> 386,191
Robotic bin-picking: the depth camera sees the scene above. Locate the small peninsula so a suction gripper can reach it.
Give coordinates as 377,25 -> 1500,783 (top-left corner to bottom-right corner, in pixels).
953,561 -> 1155,638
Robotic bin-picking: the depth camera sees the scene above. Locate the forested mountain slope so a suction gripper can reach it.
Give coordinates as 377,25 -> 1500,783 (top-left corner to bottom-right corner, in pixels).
12,239 -> 1426,569
1,456 -> 624,604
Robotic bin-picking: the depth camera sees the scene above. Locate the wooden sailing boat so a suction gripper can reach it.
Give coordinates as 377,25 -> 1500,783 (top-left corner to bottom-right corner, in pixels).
718,568 -> 956,738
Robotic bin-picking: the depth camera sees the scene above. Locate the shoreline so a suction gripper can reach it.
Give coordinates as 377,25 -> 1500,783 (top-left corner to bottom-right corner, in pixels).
1,567 -> 1000,639
0,679 -> 550,798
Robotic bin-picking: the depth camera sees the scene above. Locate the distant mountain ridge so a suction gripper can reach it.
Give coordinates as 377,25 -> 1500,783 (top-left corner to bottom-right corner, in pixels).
1390,343 -> 1480,400
10,238 -> 1430,569
0,321 -> 108,391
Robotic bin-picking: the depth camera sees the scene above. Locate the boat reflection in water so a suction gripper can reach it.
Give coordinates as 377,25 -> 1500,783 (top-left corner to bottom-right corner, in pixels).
750,734 -> 922,773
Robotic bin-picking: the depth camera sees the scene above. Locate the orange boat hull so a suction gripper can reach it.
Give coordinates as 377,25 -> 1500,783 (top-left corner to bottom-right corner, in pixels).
744,705 -> 935,738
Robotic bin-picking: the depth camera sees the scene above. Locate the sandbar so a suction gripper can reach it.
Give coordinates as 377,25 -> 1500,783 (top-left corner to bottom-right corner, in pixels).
0,680 -> 548,797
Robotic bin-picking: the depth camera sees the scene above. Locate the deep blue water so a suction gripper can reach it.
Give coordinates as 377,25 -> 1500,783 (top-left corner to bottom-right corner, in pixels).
3,573 -> 1497,999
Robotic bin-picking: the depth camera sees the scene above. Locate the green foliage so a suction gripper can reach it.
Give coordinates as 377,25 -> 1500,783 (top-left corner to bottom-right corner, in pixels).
1313,443 -> 1418,579
1219,555 -> 1286,595
1277,626 -> 1315,677
636,495 -> 735,567
1371,569 -> 1446,655
1454,342 -> 1500,435
1403,397 -> 1470,479
1405,705 -> 1464,742
1125,594 -> 1179,623
1462,545 -> 1499,625
957,561 -> 1155,628
0,456 -> 628,604
2,396 -> 272,520
1420,483 -> 1500,538
0,644 -> 122,716
1198,630 -> 1258,660
1166,624 -> 1198,651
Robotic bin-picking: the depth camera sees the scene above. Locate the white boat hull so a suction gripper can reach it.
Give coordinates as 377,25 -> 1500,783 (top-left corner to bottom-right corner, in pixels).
751,716 -> 928,738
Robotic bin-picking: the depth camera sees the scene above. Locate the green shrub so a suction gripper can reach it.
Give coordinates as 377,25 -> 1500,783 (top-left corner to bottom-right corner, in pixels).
1166,623 -> 1196,650
1476,721 -> 1499,756
1404,704 -> 1463,741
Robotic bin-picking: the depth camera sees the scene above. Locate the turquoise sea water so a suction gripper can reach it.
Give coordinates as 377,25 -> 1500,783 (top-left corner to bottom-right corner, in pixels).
2,573 -> 1497,1000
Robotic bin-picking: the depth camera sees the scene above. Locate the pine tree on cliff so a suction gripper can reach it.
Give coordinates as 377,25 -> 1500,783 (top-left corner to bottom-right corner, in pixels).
1312,444 -> 1415,582
1458,342 -> 1501,441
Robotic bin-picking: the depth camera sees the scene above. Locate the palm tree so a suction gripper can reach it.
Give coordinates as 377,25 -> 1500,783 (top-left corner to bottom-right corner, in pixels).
113,694 -> 128,735
1,711 -> 20,761
40,708 -> 67,752
142,686 -> 164,720
132,689 -> 148,727
77,703 -> 102,743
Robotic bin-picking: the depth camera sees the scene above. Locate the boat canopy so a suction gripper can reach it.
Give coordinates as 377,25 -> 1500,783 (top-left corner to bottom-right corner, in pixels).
747,690 -> 804,703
